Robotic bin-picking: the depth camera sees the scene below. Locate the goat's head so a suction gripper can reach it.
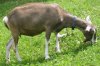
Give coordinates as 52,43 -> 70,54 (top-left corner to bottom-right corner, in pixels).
83,16 -> 97,43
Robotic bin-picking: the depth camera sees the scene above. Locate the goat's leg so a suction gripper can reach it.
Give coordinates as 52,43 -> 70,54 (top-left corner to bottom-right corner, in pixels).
45,30 -> 51,59
15,44 -> 22,61
12,43 -> 22,61
12,34 -> 21,61
6,37 -> 14,64
55,33 -> 61,53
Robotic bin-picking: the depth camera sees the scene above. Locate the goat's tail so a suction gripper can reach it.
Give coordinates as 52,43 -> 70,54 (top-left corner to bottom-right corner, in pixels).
3,16 -> 9,29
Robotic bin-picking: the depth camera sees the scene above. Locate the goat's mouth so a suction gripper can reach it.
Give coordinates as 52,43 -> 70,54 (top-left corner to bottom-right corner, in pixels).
84,39 -> 91,43
83,31 -> 97,44
84,38 -> 97,44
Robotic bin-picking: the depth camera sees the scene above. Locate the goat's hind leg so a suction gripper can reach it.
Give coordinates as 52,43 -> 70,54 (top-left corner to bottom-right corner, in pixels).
12,34 -> 22,62
6,37 -> 13,64
13,44 -> 22,62
11,39 -> 22,62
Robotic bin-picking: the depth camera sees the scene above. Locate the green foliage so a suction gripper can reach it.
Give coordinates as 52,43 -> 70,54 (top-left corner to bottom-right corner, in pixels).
0,0 -> 100,66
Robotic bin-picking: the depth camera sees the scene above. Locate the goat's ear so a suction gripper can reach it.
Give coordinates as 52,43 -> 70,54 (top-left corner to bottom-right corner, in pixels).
85,25 -> 91,31
86,16 -> 92,24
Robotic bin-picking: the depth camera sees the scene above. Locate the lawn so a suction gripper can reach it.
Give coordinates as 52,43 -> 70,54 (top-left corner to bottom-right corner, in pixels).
0,0 -> 100,66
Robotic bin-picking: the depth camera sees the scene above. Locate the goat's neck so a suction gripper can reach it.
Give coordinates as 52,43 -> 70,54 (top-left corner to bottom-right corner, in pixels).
63,14 -> 87,30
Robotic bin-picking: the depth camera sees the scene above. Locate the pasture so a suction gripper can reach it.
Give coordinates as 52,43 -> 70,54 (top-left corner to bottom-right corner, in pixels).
0,0 -> 100,66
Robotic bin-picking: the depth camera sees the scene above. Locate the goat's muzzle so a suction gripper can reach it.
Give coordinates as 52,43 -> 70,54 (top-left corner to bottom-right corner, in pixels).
83,28 -> 97,44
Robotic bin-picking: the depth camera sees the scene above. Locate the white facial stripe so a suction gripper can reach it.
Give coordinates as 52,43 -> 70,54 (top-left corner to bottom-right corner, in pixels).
91,33 -> 95,43
91,28 -> 97,43
86,25 -> 91,31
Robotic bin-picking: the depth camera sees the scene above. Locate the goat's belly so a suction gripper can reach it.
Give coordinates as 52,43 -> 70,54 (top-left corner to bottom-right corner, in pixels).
20,29 -> 44,36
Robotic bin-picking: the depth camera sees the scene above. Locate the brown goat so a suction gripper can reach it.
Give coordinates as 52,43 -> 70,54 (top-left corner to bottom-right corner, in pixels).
3,3 -> 96,63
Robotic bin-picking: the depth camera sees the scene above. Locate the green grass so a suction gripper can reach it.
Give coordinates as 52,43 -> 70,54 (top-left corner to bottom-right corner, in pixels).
0,0 -> 100,66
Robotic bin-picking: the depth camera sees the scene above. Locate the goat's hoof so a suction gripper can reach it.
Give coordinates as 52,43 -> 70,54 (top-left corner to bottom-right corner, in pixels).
45,56 -> 50,60
56,50 -> 61,53
18,58 -> 22,62
55,47 -> 61,53
6,61 -> 10,64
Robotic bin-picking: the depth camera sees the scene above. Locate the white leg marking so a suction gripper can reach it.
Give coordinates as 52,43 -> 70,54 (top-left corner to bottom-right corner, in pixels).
45,38 -> 50,59
15,45 -> 22,61
56,33 -> 61,53
6,38 -> 13,64
12,38 -> 21,61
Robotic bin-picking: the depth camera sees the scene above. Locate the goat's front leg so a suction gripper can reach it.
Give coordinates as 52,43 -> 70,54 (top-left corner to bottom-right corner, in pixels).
6,37 -> 13,64
45,30 -> 51,59
55,33 -> 61,53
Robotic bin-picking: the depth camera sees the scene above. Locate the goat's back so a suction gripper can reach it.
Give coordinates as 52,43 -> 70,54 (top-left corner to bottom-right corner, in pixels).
7,3 -> 64,36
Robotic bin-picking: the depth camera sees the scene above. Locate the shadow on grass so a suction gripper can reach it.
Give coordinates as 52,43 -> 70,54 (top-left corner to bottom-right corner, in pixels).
59,42 -> 93,57
73,43 -> 93,55
0,57 -> 46,66
12,57 -> 54,66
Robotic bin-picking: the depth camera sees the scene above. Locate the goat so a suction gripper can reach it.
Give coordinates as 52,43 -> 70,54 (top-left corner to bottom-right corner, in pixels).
3,3 -> 96,63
